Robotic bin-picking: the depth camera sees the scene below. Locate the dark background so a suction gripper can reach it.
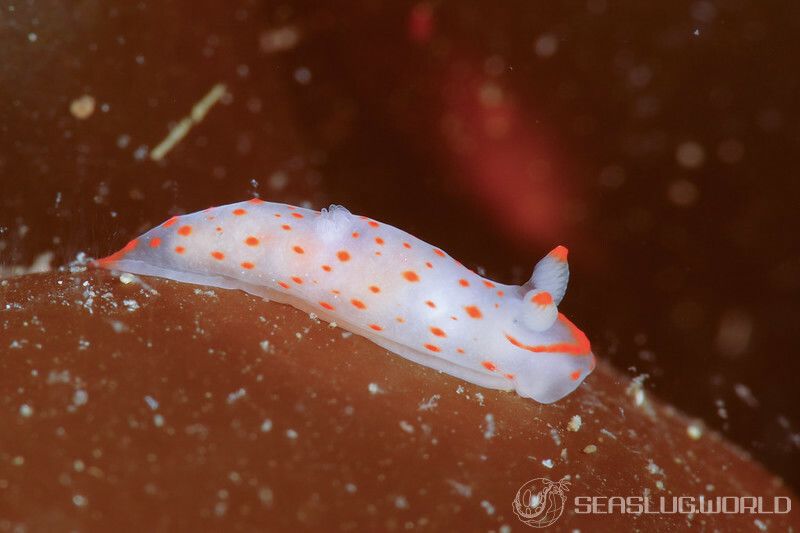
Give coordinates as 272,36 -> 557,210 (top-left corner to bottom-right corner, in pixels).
2,0 -> 798,489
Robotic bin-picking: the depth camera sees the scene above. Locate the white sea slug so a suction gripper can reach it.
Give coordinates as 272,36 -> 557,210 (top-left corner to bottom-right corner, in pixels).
95,199 -> 595,403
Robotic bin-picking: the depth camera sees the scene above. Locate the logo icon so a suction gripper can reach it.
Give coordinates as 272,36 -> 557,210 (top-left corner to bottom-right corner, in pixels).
512,477 -> 570,528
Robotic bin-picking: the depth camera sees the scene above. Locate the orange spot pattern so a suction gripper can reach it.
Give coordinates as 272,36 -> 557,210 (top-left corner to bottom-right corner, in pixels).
163,216 -> 179,228
293,246 -> 304,254
482,361 -> 497,372
174,246 -> 185,254
403,271 -> 419,282
465,305 -> 483,319
532,291 -> 553,306
291,276 -> 303,284
459,279 -> 469,287
424,344 -> 441,352
177,225 -> 192,236
430,327 -> 446,337
233,208 -> 247,216
337,251 -> 351,262
351,299 -> 366,310
550,245 -> 569,262
369,324 -> 383,331
282,224 -> 292,231
245,236 -> 259,246
211,251 -> 224,260
321,265 -> 332,272
241,262 -> 254,269
320,302 -> 335,310
149,237 -> 161,248
369,285 -> 381,293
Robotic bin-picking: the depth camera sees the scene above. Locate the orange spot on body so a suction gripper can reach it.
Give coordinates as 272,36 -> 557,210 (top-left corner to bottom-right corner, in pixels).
278,281 -> 290,289
352,232 -> 360,238
497,290 -> 505,297
174,246 -> 185,254
465,305 -> 483,319
215,227 -> 223,233
375,237 -> 384,245
233,208 -> 247,216
425,262 -> 433,269
504,373 -> 515,380
504,315 -> 592,356
426,300 -> 436,308
177,225 -> 192,236
396,317 -> 405,323
274,213 -> 282,218
293,246 -> 304,254
368,221 -> 379,228
456,348 -> 465,354
248,198 -> 264,204
282,224 -> 291,230
430,327 -> 446,337
570,370 -> 582,381
403,271 -> 420,282
551,245 -> 569,262
291,212 -> 304,218
351,299 -> 366,310
433,249 -> 445,257
149,237 -> 161,248
321,265 -> 332,272
245,236 -> 259,246
483,280 -> 496,288
291,276 -> 303,284
459,279 -> 470,287
163,216 -> 179,228
481,361 -> 497,371
532,291 -> 553,306
369,324 -> 383,331
424,343 -> 441,352
241,262 -> 254,269
403,242 -> 411,249
369,285 -> 381,293
211,251 -> 225,260
320,301 -> 335,310
337,250 -> 350,262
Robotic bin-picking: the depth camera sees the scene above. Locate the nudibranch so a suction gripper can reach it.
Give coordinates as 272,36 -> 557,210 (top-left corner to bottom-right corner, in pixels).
95,199 -> 595,403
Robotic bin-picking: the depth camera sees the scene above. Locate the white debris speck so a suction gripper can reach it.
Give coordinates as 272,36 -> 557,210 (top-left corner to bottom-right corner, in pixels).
226,388 -> 247,404
258,486 -> 274,507
646,460 -> 665,477
394,495 -> 409,509
368,383 -> 384,395
734,383 -> 759,408
119,273 -> 136,284
153,414 -> 165,427
583,444 -> 597,454
122,299 -> 140,312
399,420 -> 415,434
446,479 -> 473,498
474,392 -> 485,406
483,414 -> 496,440
12,456 -> 25,466
293,67 -> 312,84
754,518 -> 768,531
550,428 -> 562,446
542,459 -> 554,469
72,494 -> 88,507
259,340 -> 271,353
260,419 -> 273,432
70,95 -> 96,120
626,374 -> 648,407
259,26 -> 300,53
73,389 -> 89,406
286,429 -> 298,440
600,428 -> 617,440
28,32 -> 38,42
686,423 -> 703,440
480,499 -> 496,515
534,33 -> 558,58
345,483 -> 357,494
567,415 -> 582,432
144,396 -> 159,411
19,404 -> 34,418
73,460 -> 85,472
418,394 -> 441,411
656,480 -> 665,491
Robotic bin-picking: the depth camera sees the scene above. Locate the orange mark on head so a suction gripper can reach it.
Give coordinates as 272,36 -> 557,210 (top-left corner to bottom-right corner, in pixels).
233,208 -> 247,216
241,262 -> 254,269
425,300 -> 436,308
504,314 -> 592,355
163,216 -> 179,228
551,245 -> 569,262
369,324 -> 383,331
368,221 -> 379,228
424,343 -> 441,352
430,327 -> 446,337
375,237 -> 384,245
211,251 -> 225,260
337,250 -> 351,262
281,224 -> 291,231
321,264 -> 332,272
465,305 -> 483,319
369,285 -> 381,293
293,246 -> 304,254
245,236 -> 259,246
149,237 -> 161,248
570,370 -> 582,381
174,246 -> 185,254
481,361 -> 497,372
433,249 -> 445,257
177,225 -> 192,236
458,279 -> 470,287
403,271 -> 420,282
532,291 -> 553,306
319,301 -> 335,310
351,299 -> 366,310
